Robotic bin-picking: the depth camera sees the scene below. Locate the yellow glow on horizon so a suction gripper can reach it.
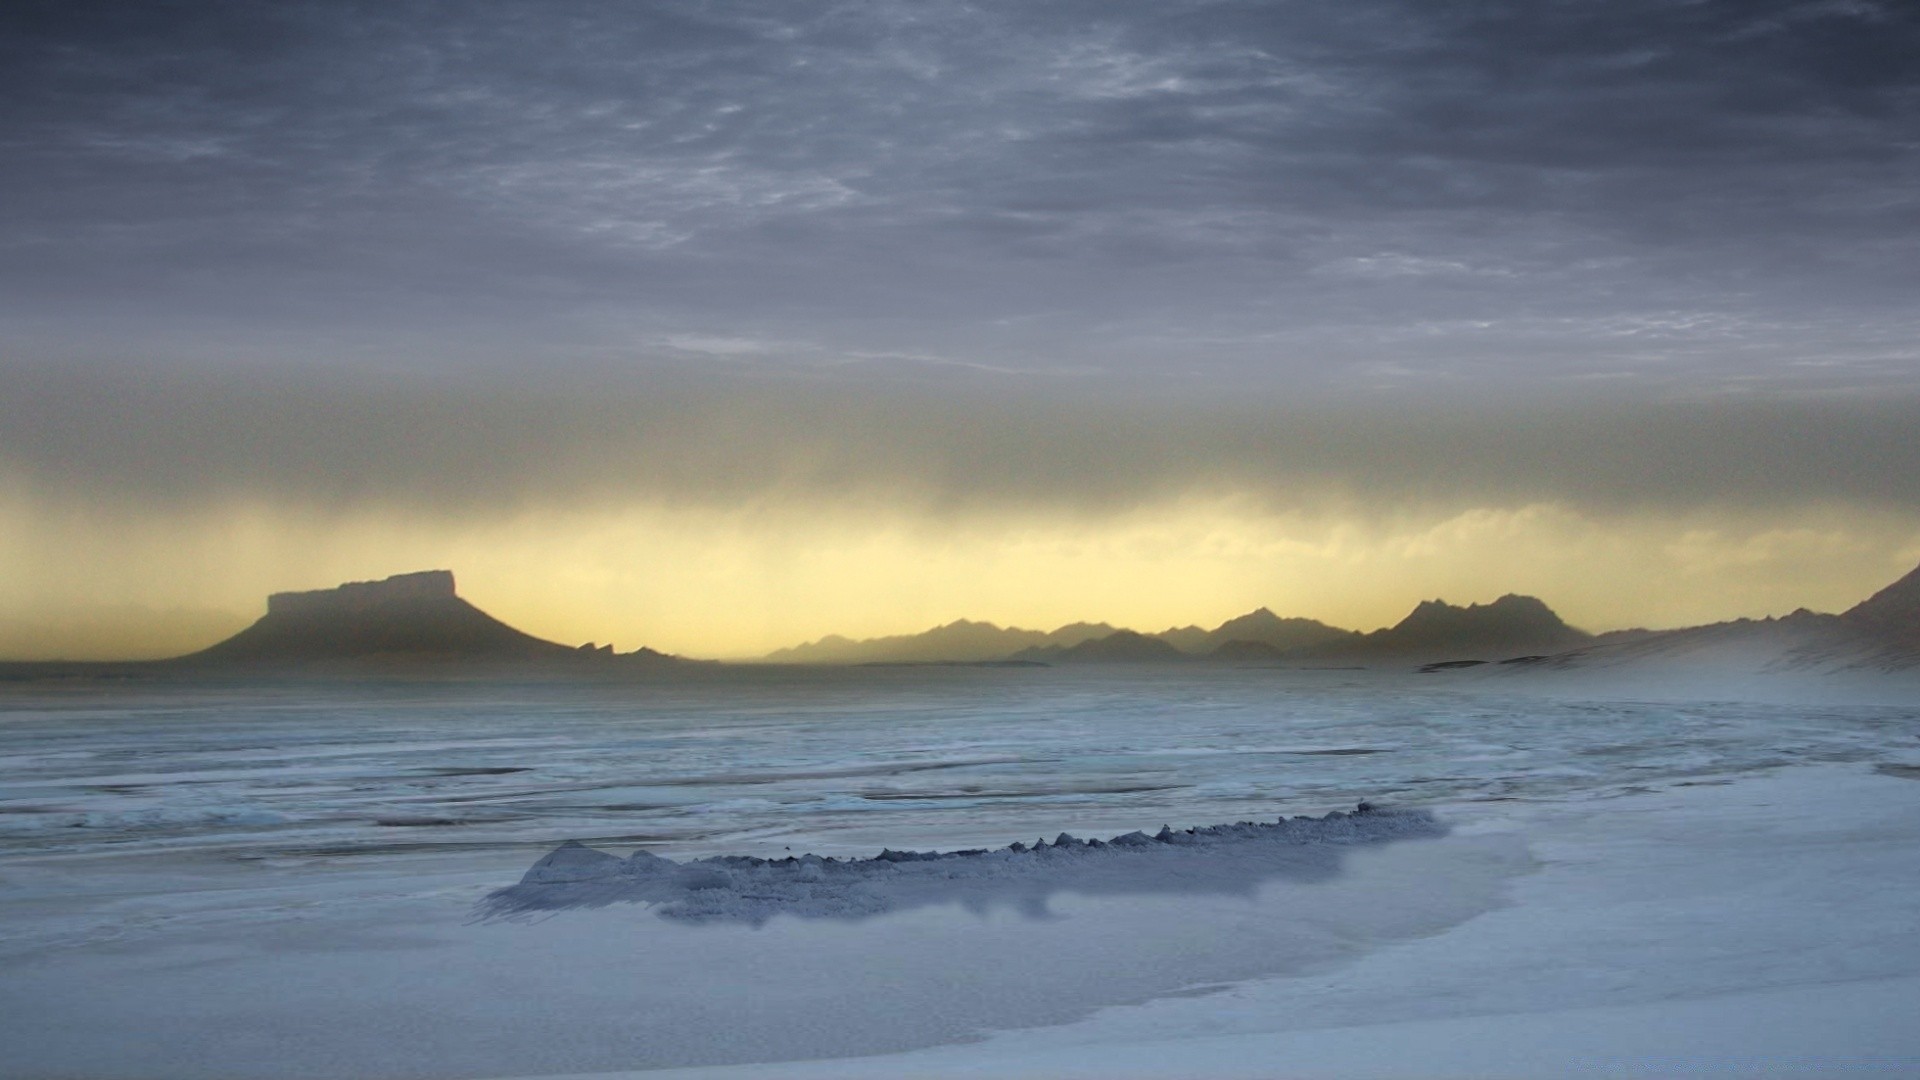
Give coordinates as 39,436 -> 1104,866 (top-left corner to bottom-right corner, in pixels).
1,489 -> 1916,660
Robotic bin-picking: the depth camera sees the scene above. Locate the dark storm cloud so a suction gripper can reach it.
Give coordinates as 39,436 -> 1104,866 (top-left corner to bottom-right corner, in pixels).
3,0 -> 1916,385
3,1 -> 1919,526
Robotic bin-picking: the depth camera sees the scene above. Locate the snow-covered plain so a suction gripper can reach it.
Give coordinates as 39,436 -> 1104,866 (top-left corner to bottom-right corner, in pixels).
1,665 -> 1918,1077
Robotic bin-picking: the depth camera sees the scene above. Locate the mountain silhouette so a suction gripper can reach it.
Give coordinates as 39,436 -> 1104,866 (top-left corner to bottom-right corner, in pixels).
1301,594 -> 1592,664
8,564 -> 1918,678
1843,562 -> 1920,632
1525,562 -> 1920,677
766,607 -> 1353,665
1186,608 -> 1359,654
1011,629 -> 1189,664
184,570 -> 678,668
1384,594 -> 1588,653
1821,563 -> 1920,670
764,619 -> 1115,664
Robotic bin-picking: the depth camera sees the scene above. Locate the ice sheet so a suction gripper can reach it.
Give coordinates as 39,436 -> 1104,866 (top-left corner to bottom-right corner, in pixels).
613,976 -> 1920,1080
0,822 -> 1524,1077
608,763 -> 1920,1079
3,669 -> 1919,1077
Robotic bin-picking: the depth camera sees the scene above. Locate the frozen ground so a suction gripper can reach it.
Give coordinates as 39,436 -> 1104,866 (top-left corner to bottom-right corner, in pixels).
619,763 -> 1920,1079
1,666 -> 1918,1076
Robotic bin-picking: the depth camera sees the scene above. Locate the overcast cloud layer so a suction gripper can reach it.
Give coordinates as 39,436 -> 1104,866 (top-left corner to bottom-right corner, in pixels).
4,0 -> 1917,387
3,1 -> 1919,655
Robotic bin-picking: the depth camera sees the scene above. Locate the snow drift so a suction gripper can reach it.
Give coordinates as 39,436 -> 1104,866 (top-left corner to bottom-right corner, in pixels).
480,803 -> 1446,925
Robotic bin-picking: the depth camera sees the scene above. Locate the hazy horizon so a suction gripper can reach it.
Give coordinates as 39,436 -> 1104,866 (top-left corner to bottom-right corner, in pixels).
5,545 -> 1913,663
4,1 -> 1917,659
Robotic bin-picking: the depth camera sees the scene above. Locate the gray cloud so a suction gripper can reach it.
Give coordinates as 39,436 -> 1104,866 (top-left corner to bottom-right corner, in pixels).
2,0 -> 1916,390
5,363 -> 1917,521
3,2 -> 1918,535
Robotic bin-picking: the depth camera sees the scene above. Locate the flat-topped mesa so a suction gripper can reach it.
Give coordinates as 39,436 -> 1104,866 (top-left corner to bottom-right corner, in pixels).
267,570 -> 458,616
184,569 -> 682,666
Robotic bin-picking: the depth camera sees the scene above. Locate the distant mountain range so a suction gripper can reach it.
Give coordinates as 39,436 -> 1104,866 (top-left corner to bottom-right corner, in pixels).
762,619 -> 1119,664
757,561 -> 1920,675
7,561 -> 1916,678
762,593 -> 1592,666
766,605 -> 1365,665
1009,628 -> 1191,664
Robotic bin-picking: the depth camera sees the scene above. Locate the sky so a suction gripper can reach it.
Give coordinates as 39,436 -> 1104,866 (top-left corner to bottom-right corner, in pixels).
3,0 -> 1918,659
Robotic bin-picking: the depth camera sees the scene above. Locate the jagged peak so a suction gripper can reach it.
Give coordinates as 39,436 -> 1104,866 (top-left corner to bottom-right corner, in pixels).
1212,606 -> 1283,628
1402,593 -> 1560,616
1384,592 -> 1585,648
1407,593 -> 1552,615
